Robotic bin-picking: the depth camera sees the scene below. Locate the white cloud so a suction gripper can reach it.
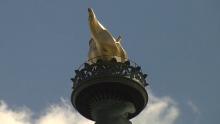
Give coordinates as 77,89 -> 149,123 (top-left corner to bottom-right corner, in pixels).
187,100 -> 200,115
0,91 -> 179,124
35,99 -> 93,124
132,91 -> 179,124
0,100 -> 31,124
187,100 -> 200,124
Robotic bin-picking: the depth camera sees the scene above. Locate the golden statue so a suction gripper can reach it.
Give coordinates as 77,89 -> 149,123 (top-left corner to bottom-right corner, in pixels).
88,8 -> 128,63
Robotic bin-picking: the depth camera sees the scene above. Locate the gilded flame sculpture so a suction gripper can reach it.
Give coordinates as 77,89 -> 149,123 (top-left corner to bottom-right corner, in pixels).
88,8 -> 128,63
71,8 -> 148,124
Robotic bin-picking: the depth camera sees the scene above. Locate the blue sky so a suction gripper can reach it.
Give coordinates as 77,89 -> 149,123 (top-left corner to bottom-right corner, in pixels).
0,0 -> 219,124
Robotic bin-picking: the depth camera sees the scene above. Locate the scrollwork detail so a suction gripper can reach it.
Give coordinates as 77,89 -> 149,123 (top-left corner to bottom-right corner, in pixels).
71,59 -> 148,89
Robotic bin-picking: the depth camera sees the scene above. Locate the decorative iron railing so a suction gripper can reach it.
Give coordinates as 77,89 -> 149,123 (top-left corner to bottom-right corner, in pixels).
71,56 -> 148,89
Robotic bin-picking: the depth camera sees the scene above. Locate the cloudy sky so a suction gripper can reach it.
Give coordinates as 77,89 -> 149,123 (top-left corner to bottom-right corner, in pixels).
0,0 -> 219,124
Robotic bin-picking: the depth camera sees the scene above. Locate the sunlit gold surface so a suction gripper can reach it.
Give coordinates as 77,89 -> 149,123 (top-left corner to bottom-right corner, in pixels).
88,8 -> 128,63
